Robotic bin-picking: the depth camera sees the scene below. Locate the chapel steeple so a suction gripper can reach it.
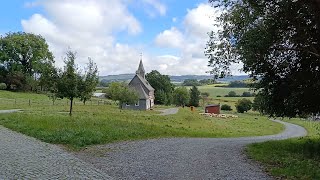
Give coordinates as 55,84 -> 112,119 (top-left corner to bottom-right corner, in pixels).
136,57 -> 145,79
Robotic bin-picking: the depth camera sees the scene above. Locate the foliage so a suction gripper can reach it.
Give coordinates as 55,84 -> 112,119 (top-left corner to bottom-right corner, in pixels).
0,83 -> 6,90
235,98 -> 252,113
200,92 -> 210,106
247,119 -> 320,179
221,104 -> 232,111
206,0 -> 320,117
107,82 -> 139,108
0,32 -> 54,91
183,79 -> 202,86
228,81 -> 248,88
146,70 -> 174,105
189,86 -> 201,107
56,51 -> 81,115
173,87 -> 190,106
225,91 -> 237,97
79,58 -> 99,105
199,79 -> 216,85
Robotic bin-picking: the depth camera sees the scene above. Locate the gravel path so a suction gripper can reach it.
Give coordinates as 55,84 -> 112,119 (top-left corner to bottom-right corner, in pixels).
158,107 -> 179,115
0,109 -> 22,113
75,120 -> 307,180
0,126 -> 112,179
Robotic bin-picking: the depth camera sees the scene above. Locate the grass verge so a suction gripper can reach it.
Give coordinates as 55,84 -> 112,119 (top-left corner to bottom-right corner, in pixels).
247,119 -> 320,179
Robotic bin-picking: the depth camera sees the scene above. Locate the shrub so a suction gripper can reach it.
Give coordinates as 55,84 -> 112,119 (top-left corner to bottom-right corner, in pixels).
0,83 -> 7,90
235,98 -> 252,113
221,104 -> 232,111
225,91 -> 237,97
242,91 -> 252,97
217,95 -> 221,97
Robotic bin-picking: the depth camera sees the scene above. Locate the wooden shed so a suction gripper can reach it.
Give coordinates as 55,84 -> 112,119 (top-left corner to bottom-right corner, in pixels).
205,104 -> 220,114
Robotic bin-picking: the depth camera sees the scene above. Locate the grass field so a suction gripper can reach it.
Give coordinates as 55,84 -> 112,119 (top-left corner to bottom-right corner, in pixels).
0,90 -> 283,150
247,119 -> 320,179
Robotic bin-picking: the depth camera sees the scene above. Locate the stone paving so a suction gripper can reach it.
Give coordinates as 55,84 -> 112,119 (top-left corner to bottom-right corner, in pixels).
0,126 -> 112,179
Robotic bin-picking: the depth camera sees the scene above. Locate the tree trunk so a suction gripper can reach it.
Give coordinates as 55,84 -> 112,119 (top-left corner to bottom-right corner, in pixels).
69,98 -> 73,116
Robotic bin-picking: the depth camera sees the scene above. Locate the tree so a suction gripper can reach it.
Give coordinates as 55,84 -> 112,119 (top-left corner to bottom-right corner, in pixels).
226,91 -> 237,97
79,58 -> 99,105
206,0 -> 320,117
235,98 -> 252,113
146,70 -> 174,105
107,82 -> 139,109
182,79 -> 201,86
56,51 -> 81,116
189,86 -> 200,107
0,32 -> 54,90
173,87 -> 190,106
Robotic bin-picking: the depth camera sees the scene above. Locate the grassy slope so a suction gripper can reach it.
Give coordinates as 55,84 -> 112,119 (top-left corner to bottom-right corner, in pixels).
247,119 -> 320,179
0,90 -> 283,149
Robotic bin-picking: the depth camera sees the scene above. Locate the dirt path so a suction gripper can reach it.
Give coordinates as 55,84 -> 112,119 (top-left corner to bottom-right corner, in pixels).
75,120 -> 307,180
158,107 -> 179,115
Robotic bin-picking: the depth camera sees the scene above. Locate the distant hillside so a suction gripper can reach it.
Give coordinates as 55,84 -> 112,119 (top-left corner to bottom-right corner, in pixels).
99,74 -> 249,83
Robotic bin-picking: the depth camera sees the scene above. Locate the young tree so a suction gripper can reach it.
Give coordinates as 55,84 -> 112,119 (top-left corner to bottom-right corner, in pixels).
79,58 -> 99,105
56,51 -> 80,116
173,87 -> 190,107
146,70 -> 174,105
189,85 -> 200,107
206,0 -> 320,117
200,92 -> 210,107
107,82 -> 139,109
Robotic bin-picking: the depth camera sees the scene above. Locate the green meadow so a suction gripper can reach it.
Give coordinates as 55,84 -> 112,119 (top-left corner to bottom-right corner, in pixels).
0,89 -> 283,149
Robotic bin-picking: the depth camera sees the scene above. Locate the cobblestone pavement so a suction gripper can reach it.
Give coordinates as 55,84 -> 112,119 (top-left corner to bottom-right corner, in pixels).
158,108 -> 179,115
75,120 -> 307,180
0,126 -> 112,179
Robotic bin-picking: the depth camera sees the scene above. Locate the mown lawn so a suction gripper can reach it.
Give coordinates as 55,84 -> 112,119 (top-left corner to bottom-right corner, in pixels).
0,90 -> 283,150
247,119 -> 320,179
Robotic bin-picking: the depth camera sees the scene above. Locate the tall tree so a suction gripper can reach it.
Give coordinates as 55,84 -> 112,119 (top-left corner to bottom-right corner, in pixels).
206,0 -> 320,117
0,32 -> 54,90
146,70 -> 175,105
189,85 -> 200,107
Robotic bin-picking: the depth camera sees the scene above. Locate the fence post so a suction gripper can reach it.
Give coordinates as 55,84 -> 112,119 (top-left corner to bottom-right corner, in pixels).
15,99 -> 16,105
98,100 -> 100,105
29,99 -> 31,106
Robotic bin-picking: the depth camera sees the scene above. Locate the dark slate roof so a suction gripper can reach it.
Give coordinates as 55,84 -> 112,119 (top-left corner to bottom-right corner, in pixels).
136,60 -> 145,75
130,83 -> 149,99
136,74 -> 154,91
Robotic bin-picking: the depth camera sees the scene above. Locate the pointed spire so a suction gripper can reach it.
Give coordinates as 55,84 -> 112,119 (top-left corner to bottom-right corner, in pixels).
136,54 -> 145,78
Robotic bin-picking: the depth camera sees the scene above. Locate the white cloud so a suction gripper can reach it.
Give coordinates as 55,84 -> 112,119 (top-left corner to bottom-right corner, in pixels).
154,27 -> 184,49
21,0 -> 144,75
142,0 -> 167,17
153,3 -> 244,75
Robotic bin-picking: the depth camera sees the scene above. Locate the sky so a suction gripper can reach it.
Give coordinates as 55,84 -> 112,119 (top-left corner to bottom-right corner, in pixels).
0,0 -> 244,76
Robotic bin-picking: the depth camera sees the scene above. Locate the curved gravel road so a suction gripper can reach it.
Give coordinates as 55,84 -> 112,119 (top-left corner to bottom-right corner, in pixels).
75,120 -> 307,180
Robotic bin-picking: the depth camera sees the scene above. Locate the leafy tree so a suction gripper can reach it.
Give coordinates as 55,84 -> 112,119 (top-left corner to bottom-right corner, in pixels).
182,79 -> 202,86
189,86 -> 200,107
0,83 -> 6,90
79,58 -> 99,105
107,82 -> 139,109
235,98 -> 252,113
221,104 -> 232,111
206,0 -> 320,117
225,91 -> 237,97
56,51 -> 81,116
173,87 -> 190,106
242,91 -> 252,97
199,79 -> 216,85
228,81 -> 247,88
146,70 -> 174,105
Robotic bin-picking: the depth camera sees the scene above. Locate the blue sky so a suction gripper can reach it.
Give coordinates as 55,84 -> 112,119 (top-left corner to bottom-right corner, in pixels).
0,0 -> 243,76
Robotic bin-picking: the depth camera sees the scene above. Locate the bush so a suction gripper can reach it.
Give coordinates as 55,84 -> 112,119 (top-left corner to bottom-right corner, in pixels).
221,104 -> 232,111
242,91 -> 252,97
217,95 -> 221,97
235,98 -> 252,113
225,91 -> 237,97
0,83 -> 7,90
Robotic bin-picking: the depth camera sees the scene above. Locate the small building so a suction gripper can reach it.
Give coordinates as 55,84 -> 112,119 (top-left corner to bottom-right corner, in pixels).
205,104 -> 220,114
121,59 -> 155,110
